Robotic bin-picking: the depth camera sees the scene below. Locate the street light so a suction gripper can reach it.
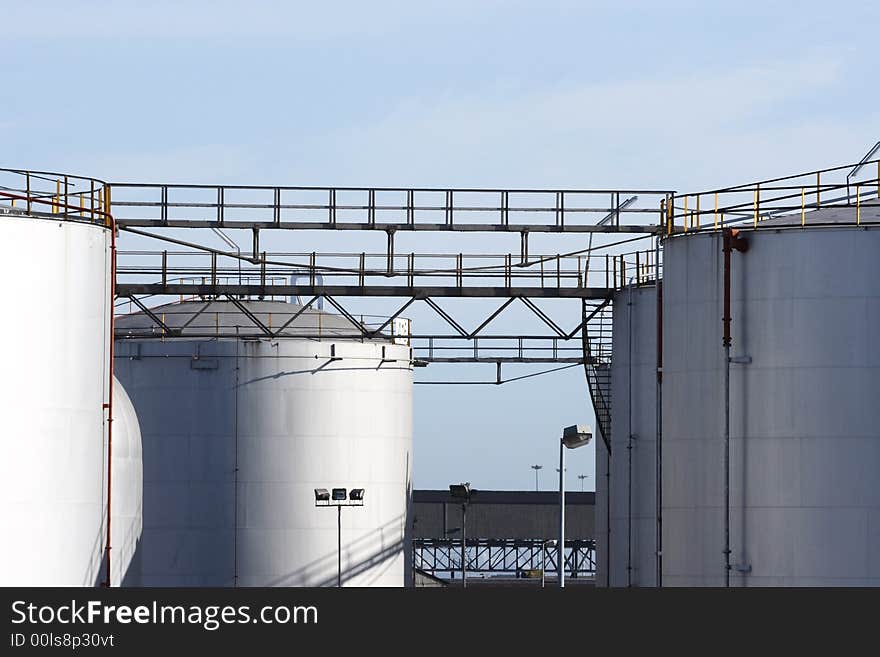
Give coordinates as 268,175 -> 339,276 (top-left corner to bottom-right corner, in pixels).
578,474 -> 590,491
541,539 -> 556,589
559,425 -> 592,588
530,464 -> 543,491
315,486 -> 365,587
449,482 -> 474,588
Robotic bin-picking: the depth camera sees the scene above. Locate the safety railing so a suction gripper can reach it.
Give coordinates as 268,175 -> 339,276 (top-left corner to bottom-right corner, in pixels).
115,246 -> 661,293
664,159 -> 880,235
0,167 -> 112,225
108,182 -> 671,231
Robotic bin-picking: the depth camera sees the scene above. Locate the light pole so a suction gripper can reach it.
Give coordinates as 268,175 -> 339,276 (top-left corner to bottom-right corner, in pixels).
559,425 -> 592,588
578,474 -> 590,491
315,487 -> 365,587
541,539 -> 556,588
449,482 -> 473,588
530,464 -> 543,491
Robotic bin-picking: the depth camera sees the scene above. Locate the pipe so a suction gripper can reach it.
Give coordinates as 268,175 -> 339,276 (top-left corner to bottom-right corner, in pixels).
721,228 -> 748,587
626,281 -> 633,587
103,188 -> 116,587
461,503 -> 467,588
655,236 -> 663,587
558,438 -> 566,587
606,445 -> 611,587
337,505 -> 342,588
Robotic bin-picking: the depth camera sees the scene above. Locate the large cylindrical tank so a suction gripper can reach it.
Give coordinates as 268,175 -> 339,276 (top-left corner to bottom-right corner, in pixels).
108,377 -> 144,586
599,284 -> 658,587
662,225 -> 880,585
0,212 -> 111,586
115,300 -> 413,587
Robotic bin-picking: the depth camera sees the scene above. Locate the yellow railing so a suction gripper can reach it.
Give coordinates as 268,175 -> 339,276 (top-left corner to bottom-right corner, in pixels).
664,159 -> 880,235
0,168 -> 112,226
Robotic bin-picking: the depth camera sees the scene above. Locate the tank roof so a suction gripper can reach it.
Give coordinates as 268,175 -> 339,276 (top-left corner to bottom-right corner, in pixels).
754,199 -> 880,228
115,299 -> 394,341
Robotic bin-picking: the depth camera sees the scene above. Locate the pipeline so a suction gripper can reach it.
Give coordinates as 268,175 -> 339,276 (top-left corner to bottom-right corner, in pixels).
654,237 -> 663,587
103,188 -> 116,587
626,282 -> 633,587
721,228 -> 748,587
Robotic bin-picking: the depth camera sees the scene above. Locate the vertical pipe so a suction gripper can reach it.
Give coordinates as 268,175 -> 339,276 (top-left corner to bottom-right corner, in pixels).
857,185 -> 861,225
541,544 -> 546,588
606,445 -> 611,587
655,237 -> 663,587
626,281 -> 633,587
720,228 -> 749,585
801,187 -> 806,227
337,505 -> 342,588
558,441 -> 565,588
233,334 -> 240,586
461,503 -> 467,588
723,344 -> 731,587
102,198 -> 117,587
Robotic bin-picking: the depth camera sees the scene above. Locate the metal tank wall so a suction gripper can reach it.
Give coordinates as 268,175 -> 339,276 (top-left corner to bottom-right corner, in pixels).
0,214 -> 111,586
107,377 -> 144,586
598,285 -> 658,587
115,302 -> 413,587
662,227 -> 880,586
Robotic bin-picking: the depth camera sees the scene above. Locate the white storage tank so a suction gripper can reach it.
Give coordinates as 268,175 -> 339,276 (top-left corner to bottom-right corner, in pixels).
598,284 -> 658,587
662,220 -> 880,585
0,212 -> 111,586
107,377 -> 144,586
115,300 -> 413,587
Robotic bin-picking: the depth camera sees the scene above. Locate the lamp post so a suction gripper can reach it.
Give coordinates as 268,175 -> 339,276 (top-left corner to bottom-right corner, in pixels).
315,487 -> 365,587
578,474 -> 590,491
559,425 -> 592,588
449,482 -> 474,588
541,539 -> 556,588
530,464 -> 543,491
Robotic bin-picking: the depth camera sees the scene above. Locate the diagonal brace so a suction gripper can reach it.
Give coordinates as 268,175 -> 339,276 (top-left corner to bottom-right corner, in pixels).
126,295 -> 177,336
518,297 -> 567,338
225,295 -> 273,337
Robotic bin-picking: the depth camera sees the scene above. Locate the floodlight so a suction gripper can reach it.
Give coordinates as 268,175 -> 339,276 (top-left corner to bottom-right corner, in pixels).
562,424 -> 592,449
349,488 -> 365,501
331,488 -> 347,501
314,488 -> 330,502
449,482 -> 472,501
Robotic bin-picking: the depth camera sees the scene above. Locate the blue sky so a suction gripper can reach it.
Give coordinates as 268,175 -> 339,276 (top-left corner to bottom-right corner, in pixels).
3,1 -> 878,490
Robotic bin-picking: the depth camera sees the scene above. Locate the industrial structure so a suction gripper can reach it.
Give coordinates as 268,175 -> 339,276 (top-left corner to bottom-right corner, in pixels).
412,489 -> 595,586
115,300 -> 412,586
1,148 -> 878,587
0,177 -> 142,586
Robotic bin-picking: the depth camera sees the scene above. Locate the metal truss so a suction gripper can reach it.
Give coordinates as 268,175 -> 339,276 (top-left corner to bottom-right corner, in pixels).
113,291 -> 615,368
0,168 -> 666,384
109,182 -> 671,233
412,538 -> 596,578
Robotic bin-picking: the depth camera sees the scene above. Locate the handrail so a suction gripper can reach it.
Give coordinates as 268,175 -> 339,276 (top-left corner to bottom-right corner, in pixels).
0,167 -> 112,225
665,158 -> 880,235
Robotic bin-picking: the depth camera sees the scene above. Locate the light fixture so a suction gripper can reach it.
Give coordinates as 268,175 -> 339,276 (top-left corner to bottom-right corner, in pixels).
562,424 -> 592,449
449,482 -> 472,501
558,424 -> 592,589
314,486 -> 367,587
449,482 -> 475,588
